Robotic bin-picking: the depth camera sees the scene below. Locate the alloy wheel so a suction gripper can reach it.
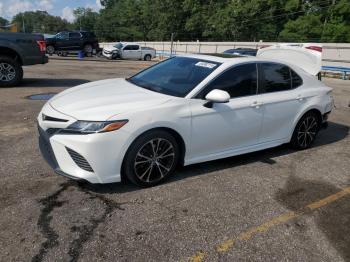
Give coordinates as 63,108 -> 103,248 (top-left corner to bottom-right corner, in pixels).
0,63 -> 16,82
297,116 -> 318,148
47,45 -> 55,55
134,138 -> 175,183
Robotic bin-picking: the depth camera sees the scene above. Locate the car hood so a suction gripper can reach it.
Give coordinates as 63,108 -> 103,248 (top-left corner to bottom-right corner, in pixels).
103,46 -> 118,52
49,78 -> 171,121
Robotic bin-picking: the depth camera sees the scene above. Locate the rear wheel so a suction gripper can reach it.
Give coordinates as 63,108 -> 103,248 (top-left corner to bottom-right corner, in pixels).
123,130 -> 179,187
290,111 -> 320,149
144,54 -> 151,61
84,44 -> 93,55
0,56 -> 23,87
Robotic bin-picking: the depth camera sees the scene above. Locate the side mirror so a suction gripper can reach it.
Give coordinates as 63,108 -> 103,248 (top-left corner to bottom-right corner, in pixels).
204,89 -> 230,108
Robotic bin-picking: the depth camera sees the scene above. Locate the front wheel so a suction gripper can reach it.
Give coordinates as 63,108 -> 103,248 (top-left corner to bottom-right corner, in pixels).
0,56 -> 23,87
46,45 -> 55,55
290,111 -> 320,149
123,130 -> 180,187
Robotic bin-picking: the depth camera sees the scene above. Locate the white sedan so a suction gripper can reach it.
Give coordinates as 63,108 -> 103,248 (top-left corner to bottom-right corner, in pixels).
38,45 -> 333,186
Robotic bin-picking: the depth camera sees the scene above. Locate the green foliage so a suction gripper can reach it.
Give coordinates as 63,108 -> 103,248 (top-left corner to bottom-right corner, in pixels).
73,7 -> 99,31
8,0 -> 350,42
0,17 -> 8,27
12,11 -> 72,34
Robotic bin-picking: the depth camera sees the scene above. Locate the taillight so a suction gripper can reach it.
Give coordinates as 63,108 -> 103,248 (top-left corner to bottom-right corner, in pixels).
306,46 -> 322,52
36,40 -> 46,52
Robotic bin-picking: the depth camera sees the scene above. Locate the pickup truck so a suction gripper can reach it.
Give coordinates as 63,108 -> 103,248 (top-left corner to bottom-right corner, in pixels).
0,32 -> 48,87
102,42 -> 156,61
45,31 -> 99,56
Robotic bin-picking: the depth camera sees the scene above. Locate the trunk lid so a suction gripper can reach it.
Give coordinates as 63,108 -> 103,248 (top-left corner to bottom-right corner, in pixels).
257,43 -> 322,75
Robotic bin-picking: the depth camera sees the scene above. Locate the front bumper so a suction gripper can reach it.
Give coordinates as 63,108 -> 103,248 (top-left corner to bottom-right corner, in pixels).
37,105 -> 130,184
102,50 -> 113,58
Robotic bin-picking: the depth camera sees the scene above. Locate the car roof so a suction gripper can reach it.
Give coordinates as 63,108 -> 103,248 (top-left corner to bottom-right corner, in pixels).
176,54 -> 261,65
120,42 -> 139,45
175,53 -> 305,70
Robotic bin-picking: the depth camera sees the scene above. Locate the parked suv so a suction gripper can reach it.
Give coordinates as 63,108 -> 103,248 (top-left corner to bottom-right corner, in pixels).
45,31 -> 99,56
0,32 -> 48,87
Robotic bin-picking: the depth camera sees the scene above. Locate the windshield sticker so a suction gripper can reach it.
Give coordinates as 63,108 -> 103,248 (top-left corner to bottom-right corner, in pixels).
195,61 -> 217,69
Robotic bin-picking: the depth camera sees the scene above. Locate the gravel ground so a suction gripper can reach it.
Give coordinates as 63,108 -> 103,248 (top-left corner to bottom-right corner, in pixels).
0,58 -> 349,262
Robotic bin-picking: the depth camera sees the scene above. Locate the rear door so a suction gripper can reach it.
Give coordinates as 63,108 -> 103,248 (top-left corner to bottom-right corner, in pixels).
257,62 -> 304,143
68,32 -> 82,50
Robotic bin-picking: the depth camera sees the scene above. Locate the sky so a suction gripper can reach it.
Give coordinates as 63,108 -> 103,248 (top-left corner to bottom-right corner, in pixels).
0,0 -> 102,22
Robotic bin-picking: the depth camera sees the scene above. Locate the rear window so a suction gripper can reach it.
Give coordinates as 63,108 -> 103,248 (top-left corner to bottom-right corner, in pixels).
291,70 -> 303,88
69,32 -> 81,38
258,63 -> 292,93
81,32 -> 96,38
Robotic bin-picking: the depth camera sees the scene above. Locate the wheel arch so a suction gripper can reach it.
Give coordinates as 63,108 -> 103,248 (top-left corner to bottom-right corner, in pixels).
0,46 -> 23,65
120,126 -> 186,180
290,107 -> 323,140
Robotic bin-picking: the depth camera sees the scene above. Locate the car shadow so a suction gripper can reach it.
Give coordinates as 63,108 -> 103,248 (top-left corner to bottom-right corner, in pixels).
77,121 -> 349,194
275,175 -> 350,261
20,78 -> 90,88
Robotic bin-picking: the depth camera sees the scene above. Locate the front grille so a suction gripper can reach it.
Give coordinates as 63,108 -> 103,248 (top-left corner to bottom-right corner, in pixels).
46,128 -> 61,136
66,147 -> 94,172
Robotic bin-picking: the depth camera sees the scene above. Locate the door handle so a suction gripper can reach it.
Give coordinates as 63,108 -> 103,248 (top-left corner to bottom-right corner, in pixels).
296,95 -> 304,101
251,101 -> 263,108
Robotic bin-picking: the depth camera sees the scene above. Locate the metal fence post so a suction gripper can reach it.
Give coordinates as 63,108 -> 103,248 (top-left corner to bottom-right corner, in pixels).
170,33 -> 175,57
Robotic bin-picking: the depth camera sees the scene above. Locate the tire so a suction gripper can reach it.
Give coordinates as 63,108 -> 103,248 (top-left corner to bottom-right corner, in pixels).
46,45 -> 55,55
0,56 -> 23,87
84,44 -> 93,55
290,111 -> 320,149
144,54 -> 152,61
123,130 -> 180,187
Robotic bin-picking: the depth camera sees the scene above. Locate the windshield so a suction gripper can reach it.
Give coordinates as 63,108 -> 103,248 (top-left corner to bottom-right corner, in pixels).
128,57 -> 221,97
113,43 -> 124,49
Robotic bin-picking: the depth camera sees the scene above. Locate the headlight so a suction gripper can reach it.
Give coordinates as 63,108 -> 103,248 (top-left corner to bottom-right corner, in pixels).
62,120 -> 128,134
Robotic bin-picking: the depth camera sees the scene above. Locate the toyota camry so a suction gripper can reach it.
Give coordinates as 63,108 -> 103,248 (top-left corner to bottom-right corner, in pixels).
38,44 -> 333,187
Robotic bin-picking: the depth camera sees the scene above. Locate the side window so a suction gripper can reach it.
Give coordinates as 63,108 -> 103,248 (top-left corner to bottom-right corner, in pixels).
130,45 -> 140,50
123,45 -> 132,50
69,32 -> 81,39
258,63 -> 292,93
197,63 -> 257,99
57,32 -> 69,39
291,70 -> 303,88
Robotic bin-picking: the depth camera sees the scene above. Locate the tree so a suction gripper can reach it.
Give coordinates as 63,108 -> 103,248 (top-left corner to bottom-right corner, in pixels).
0,17 -> 8,27
73,7 -> 99,31
279,0 -> 350,42
12,11 -> 72,34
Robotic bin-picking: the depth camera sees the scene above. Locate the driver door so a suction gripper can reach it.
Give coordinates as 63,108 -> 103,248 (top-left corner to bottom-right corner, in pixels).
55,32 -> 70,50
189,63 -> 264,160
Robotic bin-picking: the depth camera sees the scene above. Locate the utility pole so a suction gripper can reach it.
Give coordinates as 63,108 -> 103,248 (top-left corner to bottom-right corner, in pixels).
170,32 -> 175,57
22,14 -> 25,33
